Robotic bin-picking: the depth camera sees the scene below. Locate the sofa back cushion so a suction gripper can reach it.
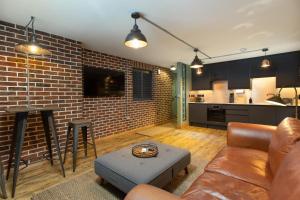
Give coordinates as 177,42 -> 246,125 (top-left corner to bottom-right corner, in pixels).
270,141 -> 300,200
268,117 -> 300,175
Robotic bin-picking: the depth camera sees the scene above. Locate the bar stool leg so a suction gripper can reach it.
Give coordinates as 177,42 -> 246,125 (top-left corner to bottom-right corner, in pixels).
0,161 -> 7,199
89,123 -> 97,158
72,126 -> 79,172
63,125 -> 72,164
41,111 -> 65,177
11,112 -> 28,198
6,117 -> 18,180
42,115 -> 54,166
81,126 -> 88,157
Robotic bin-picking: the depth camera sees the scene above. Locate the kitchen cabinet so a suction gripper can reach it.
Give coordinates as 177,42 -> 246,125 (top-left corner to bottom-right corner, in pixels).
191,66 -> 211,90
189,103 -> 207,124
227,60 -> 251,89
189,103 -> 298,128
275,51 -> 300,88
276,106 -> 296,124
208,62 -> 228,81
249,56 -> 277,78
248,106 -> 277,125
191,51 -> 300,91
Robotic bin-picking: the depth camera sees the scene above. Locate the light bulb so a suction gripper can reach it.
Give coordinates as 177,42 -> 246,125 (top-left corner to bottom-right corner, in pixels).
29,45 -> 38,54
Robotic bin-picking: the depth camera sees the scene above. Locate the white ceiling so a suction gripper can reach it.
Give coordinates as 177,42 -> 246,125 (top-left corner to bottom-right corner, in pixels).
1,0 -> 300,67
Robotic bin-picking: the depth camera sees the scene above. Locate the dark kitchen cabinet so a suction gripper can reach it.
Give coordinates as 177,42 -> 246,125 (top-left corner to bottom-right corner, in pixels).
189,103 -> 207,124
249,56 -> 277,78
227,60 -> 251,89
275,51 -> 300,88
276,106 -> 297,124
209,63 -> 228,81
191,67 -> 211,90
249,106 -> 277,125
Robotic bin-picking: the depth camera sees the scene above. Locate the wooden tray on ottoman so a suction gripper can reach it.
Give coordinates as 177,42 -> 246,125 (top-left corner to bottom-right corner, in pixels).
132,143 -> 158,158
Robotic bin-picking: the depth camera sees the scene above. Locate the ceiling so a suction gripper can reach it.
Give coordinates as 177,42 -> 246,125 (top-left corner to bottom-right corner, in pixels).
1,0 -> 300,67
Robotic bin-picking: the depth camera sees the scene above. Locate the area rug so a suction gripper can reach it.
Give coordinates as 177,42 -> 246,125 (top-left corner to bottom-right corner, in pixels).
136,123 -> 176,137
31,171 -> 125,200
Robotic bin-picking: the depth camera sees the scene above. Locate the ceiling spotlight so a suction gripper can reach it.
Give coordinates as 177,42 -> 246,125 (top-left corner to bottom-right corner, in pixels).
261,48 -> 271,69
170,65 -> 176,71
190,48 -> 203,69
15,16 -> 51,56
125,12 -> 148,49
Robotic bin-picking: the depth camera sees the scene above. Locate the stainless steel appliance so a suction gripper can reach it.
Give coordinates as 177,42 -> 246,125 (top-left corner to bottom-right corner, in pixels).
207,105 -> 226,125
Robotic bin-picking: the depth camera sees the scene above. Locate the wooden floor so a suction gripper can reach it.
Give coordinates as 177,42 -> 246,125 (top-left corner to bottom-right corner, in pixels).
4,124 -> 226,199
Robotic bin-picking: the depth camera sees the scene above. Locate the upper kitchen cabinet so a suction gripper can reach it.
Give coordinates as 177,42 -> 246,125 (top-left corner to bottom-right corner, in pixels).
191,66 -> 212,90
208,62 -> 228,81
275,51 -> 300,88
227,59 -> 251,89
249,56 -> 277,78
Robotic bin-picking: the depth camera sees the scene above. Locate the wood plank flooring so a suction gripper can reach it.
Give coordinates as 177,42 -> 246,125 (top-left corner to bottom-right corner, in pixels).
4,125 -> 226,199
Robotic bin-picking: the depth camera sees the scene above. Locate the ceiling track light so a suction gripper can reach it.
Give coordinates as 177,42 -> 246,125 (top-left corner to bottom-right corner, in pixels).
124,12 -> 211,63
15,16 -> 51,56
190,48 -> 204,69
124,12 -> 271,71
261,48 -> 271,69
124,12 -> 148,49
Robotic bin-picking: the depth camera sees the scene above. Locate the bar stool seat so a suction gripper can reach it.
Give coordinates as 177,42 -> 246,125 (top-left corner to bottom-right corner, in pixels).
63,119 -> 97,172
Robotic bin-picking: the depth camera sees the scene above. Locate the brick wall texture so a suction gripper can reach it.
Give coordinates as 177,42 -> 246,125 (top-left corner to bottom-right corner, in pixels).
0,20 -> 173,166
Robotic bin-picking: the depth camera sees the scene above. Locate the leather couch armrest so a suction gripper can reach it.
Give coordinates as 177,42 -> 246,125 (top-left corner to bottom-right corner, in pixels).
227,122 -> 276,152
125,184 -> 180,200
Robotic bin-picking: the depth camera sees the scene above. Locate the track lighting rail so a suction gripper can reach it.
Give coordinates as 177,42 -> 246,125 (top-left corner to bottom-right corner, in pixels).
137,12 -> 212,59
202,48 -> 268,61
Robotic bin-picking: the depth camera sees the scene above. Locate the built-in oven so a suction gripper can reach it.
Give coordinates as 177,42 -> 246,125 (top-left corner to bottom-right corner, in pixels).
207,105 -> 226,124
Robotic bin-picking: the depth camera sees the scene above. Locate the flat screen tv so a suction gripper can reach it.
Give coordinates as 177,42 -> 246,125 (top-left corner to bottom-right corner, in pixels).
83,66 -> 125,97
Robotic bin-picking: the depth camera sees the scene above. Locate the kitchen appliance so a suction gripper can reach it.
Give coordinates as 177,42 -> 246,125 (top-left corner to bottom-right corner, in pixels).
195,94 -> 205,102
207,105 -> 226,125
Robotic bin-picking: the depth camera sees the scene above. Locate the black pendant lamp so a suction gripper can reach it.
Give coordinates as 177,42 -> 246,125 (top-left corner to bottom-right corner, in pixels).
125,12 -> 147,49
15,16 -> 51,56
260,48 -> 271,68
190,48 -> 203,68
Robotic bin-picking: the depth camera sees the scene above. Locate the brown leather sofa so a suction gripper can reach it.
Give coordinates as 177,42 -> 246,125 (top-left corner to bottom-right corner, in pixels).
125,117 -> 300,200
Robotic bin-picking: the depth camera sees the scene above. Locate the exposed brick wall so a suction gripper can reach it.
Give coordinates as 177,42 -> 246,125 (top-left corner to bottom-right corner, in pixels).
82,49 -> 172,138
0,20 -> 83,165
0,20 -> 172,166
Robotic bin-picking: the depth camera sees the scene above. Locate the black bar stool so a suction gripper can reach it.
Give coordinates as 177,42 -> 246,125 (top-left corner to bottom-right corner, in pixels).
63,120 -> 97,172
0,160 -> 7,199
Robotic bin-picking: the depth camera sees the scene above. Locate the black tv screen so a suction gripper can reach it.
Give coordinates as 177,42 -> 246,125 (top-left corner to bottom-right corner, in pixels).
83,66 -> 125,97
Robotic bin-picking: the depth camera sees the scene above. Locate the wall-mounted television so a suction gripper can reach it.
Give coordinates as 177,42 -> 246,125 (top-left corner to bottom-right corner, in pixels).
83,66 -> 125,97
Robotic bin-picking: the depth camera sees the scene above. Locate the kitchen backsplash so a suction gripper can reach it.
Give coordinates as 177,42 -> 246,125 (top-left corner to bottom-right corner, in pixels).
190,77 -> 300,105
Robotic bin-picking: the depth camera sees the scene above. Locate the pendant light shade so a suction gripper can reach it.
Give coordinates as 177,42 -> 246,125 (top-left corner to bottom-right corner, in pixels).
260,48 -> 271,68
190,49 -> 203,68
15,16 -> 51,56
15,35 -> 51,56
125,12 -> 147,49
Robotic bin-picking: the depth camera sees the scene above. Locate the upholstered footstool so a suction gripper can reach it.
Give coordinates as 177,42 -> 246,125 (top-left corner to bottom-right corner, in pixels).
94,141 -> 191,193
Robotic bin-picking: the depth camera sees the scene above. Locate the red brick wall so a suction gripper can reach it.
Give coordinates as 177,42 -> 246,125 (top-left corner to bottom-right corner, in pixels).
82,49 -> 172,138
0,20 -> 172,166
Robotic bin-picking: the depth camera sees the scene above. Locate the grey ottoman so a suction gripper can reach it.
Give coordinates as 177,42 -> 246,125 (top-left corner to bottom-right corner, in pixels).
94,141 -> 191,193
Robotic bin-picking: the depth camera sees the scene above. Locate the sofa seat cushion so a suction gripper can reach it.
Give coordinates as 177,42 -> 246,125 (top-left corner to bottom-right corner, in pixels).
181,172 -> 269,200
205,147 -> 272,190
